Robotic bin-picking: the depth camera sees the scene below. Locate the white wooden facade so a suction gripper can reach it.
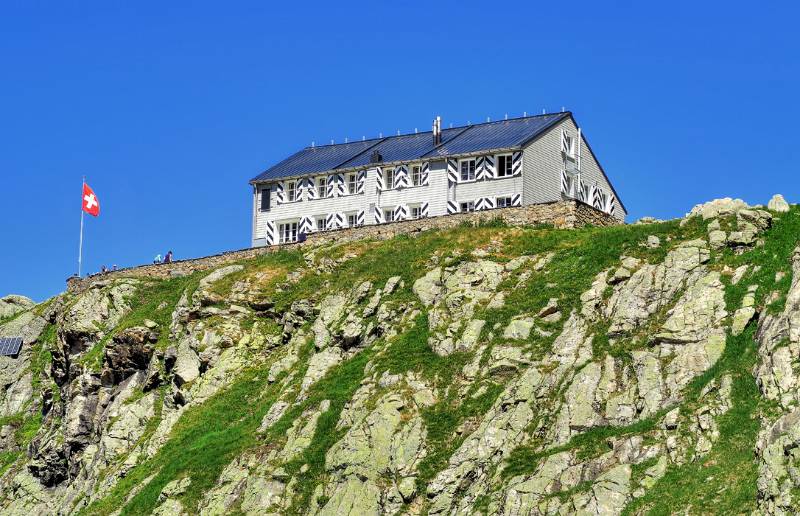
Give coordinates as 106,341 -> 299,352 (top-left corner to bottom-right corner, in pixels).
250,113 -> 625,247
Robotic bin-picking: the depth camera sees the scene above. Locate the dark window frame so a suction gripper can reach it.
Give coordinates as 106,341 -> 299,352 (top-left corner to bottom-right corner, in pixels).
260,187 -> 271,211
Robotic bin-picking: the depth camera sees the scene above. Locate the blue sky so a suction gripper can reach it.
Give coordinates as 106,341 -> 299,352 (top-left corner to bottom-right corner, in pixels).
2,1 -> 798,301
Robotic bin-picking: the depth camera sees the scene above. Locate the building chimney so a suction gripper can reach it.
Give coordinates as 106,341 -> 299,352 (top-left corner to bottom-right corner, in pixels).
432,116 -> 442,145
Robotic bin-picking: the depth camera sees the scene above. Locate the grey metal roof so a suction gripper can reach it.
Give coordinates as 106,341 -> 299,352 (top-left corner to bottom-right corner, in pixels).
336,127 -> 466,170
251,112 -> 569,183
251,139 -> 382,182
422,113 -> 566,158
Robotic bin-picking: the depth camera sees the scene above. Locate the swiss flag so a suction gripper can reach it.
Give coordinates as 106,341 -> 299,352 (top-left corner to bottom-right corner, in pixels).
82,183 -> 100,217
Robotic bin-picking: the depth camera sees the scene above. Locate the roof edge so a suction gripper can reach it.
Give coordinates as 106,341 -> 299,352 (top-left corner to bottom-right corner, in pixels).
553,113 -> 627,214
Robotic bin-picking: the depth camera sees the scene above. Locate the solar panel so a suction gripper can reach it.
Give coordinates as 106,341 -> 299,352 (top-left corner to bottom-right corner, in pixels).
251,139 -> 383,182
422,114 -> 567,158
0,336 -> 23,357
251,113 -> 571,183
336,127 -> 466,169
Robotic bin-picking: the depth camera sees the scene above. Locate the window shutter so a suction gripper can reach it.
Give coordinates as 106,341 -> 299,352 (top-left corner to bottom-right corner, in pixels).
265,221 -> 276,246
485,155 -> 496,179
260,187 -> 271,211
447,201 -> 458,215
476,157 -> 486,181
512,151 -> 522,176
476,197 -> 494,211
605,194 -> 616,216
299,216 -> 313,234
512,193 -> 521,207
447,159 -> 458,184
591,185 -> 602,210
394,204 -> 408,221
325,212 -> 335,229
335,174 -> 345,196
357,209 -> 365,226
357,170 -> 366,194
275,183 -> 285,204
421,162 -> 430,186
305,178 -> 317,200
420,202 -> 429,218
374,207 -> 385,224
395,165 -> 408,188
375,167 -> 384,192
561,169 -> 570,196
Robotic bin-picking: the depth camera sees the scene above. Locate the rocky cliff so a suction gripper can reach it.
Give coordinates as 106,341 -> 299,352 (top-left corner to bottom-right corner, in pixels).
0,196 -> 798,515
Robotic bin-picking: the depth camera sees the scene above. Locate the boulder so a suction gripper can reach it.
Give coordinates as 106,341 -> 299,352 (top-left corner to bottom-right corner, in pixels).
687,197 -> 750,219
768,194 -> 790,213
0,295 -> 35,320
173,339 -> 201,386
503,317 -> 534,340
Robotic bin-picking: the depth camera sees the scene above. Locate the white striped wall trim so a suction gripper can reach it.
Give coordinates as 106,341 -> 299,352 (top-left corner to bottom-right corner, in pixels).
265,221 -> 276,245
421,162 -> 430,186
512,151 -> 522,176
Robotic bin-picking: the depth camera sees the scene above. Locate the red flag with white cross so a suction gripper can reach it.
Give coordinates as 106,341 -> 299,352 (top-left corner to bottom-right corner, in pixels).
82,183 -> 100,217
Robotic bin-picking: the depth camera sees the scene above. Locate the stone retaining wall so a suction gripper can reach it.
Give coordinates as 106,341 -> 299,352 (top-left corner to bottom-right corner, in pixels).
66,200 -> 619,293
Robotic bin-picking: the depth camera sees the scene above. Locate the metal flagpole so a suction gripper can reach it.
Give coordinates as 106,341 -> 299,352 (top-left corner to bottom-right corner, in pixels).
78,177 -> 85,277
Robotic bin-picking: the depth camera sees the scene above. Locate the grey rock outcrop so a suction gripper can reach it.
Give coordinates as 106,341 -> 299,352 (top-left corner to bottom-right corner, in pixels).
414,260 -> 506,355
0,295 -> 35,320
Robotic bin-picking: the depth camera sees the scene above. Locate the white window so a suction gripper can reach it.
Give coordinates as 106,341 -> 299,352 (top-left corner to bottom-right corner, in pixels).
315,216 -> 326,231
411,165 -> 422,186
317,177 -> 327,197
286,181 -> 297,202
410,205 -> 422,219
347,213 -> 358,227
496,196 -> 513,208
460,201 -> 475,213
347,173 -> 357,194
497,155 -> 513,177
383,209 -> 395,222
384,168 -> 395,189
279,222 -> 299,243
459,159 -> 476,182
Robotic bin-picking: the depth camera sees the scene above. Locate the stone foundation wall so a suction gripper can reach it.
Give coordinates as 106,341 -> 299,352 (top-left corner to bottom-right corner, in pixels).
66,200 -> 619,294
